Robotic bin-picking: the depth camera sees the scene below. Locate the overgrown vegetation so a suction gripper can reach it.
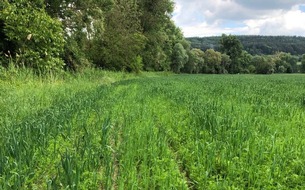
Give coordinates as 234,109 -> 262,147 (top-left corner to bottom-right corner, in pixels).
0,1 -> 65,72
186,35 -> 305,74
1,71 -> 305,189
188,35 -> 305,55
1,0 -> 305,189
0,0 -> 189,73
2,1 -> 304,75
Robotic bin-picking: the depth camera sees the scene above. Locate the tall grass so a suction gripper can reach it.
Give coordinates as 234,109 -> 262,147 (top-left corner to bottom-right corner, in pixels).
1,71 -> 305,189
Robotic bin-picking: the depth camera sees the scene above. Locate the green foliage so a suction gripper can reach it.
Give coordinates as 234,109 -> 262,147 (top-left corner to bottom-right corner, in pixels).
248,64 -> 256,73
237,51 -> 253,73
0,0 -> 188,73
220,34 -> 243,59
183,48 -> 205,74
273,52 -> 291,73
63,38 -> 92,71
2,0 -> 303,75
130,55 -> 144,74
220,34 -> 243,73
141,17 -> 185,72
188,35 -> 305,56
136,0 -> 183,72
204,49 -> 222,74
0,0 -> 64,72
95,31 -> 146,71
282,53 -> 298,73
251,55 -> 275,74
187,35 -> 301,75
2,72 -> 305,189
44,0 -> 113,71
220,53 -> 231,73
301,54 -> 305,73
96,1 -> 146,72
187,35 -> 304,74
271,52 -> 299,73
139,0 -> 174,32
171,43 -> 189,73
141,36 -> 168,71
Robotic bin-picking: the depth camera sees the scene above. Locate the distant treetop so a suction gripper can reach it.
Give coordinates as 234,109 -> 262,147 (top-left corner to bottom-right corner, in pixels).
187,35 -> 305,55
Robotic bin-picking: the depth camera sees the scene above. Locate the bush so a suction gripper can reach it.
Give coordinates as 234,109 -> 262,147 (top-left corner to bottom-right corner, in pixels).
0,1 -> 65,72
251,55 -> 275,74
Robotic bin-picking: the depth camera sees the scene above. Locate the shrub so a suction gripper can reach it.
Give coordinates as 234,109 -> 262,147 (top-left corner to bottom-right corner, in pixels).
0,0 -> 65,72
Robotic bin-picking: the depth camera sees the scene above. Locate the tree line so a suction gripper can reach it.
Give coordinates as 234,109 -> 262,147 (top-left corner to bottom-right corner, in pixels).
1,1 -> 305,74
184,34 -> 305,74
0,0 -> 190,73
188,35 -> 305,56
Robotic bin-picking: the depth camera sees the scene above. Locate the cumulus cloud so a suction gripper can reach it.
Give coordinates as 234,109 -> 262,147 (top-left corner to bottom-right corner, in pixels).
245,7 -> 305,35
235,0 -> 305,10
172,0 -> 305,37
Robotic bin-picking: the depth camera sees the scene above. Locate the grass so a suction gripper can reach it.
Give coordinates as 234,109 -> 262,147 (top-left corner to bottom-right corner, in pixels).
1,70 -> 305,189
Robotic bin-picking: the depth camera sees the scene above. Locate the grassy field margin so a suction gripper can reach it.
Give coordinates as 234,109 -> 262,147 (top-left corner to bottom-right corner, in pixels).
1,70 -> 305,189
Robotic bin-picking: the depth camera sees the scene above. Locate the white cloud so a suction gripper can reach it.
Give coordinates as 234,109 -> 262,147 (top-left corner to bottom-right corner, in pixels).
179,21 -> 249,37
244,7 -> 305,36
235,0 -> 305,10
172,0 -> 305,37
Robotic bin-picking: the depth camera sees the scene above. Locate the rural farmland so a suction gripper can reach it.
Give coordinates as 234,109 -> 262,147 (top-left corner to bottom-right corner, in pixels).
1,72 -> 305,189
2,1 -> 305,189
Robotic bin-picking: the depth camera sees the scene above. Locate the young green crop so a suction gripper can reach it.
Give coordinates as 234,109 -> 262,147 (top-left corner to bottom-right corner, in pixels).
1,71 -> 305,189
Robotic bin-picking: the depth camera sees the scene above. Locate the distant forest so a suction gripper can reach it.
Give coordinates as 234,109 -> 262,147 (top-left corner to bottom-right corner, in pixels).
187,36 -> 305,55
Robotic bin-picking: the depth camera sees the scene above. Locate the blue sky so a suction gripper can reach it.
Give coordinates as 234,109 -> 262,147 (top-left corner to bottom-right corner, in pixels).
172,0 -> 305,37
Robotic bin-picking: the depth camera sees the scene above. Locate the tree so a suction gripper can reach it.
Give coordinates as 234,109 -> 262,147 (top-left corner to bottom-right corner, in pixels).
183,48 -> 205,74
248,65 -> 256,74
220,34 -> 243,73
273,52 -> 298,73
44,0 -> 113,70
283,53 -> 298,73
93,0 -> 146,72
138,0 -> 174,33
187,36 -> 305,56
0,0 -> 65,72
220,54 -> 231,74
273,52 -> 290,73
204,49 -> 222,74
138,0 -> 184,72
141,22 -> 182,71
237,51 -> 252,73
301,54 -> 305,73
251,55 -> 275,74
171,43 -> 188,73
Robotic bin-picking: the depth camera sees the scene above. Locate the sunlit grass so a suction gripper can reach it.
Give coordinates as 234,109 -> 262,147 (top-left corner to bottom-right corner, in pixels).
1,71 -> 305,189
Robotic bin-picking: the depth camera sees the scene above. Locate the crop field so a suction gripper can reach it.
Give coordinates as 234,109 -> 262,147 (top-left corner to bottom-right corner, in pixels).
1,71 -> 305,189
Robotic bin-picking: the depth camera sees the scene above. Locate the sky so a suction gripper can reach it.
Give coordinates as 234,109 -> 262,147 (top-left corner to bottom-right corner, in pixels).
172,0 -> 305,37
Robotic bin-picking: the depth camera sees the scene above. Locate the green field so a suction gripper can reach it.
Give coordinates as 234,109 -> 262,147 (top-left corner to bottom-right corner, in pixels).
1,71 -> 305,189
